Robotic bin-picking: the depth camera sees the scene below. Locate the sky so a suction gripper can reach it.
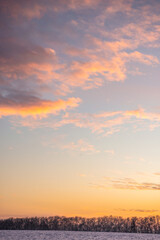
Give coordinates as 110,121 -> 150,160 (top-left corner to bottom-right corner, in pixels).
0,0 -> 160,219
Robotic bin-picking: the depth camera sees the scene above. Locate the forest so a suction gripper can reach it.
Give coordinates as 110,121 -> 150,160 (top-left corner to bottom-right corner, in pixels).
0,215 -> 160,234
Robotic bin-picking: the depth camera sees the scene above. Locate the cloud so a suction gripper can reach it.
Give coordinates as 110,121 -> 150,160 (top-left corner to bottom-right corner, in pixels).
10,107 -> 160,136
59,108 -> 160,134
90,183 -> 108,190
139,158 -> 145,162
1,0 -> 160,99
79,174 -> 86,177
124,108 -> 160,122
104,0 -> 133,15
65,1 -> 160,88
111,178 -> 160,190
58,37 -> 159,94
104,150 -> 115,155
154,172 -> 160,176
91,177 -> 160,191
1,38 -> 158,98
0,0 -> 100,20
123,51 -> 159,65
1,0 -> 160,124
63,139 -> 99,153
0,0 -> 135,21
53,111 -> 128,135
0,40 -> 60,83
62,41 -> 159,92
0,95 -> 81,117
116,208 -> 159,213
0,0 -> 44,20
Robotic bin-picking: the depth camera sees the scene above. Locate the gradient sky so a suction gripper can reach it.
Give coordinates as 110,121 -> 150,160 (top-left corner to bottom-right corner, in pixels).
0,0 -> 160,218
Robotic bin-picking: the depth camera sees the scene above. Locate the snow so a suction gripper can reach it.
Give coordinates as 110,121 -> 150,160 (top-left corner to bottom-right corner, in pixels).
0,230 -> 160,240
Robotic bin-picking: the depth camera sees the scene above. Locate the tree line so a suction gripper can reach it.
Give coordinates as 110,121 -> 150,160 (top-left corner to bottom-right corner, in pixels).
0,215 -> 160,234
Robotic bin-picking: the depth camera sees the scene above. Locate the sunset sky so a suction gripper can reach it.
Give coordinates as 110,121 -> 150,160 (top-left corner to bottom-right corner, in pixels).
1,0 -> 160,219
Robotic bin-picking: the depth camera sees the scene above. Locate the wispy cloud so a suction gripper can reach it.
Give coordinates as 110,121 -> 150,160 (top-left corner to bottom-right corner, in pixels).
116,208 -> 159,213
91,177 -> 160,191
10,107 -> 160,136
63,139 -> 100,153
104,150 -> 115,155
79,174 -> 86,177
111,178 -> 160,190
154,172 -> 160,176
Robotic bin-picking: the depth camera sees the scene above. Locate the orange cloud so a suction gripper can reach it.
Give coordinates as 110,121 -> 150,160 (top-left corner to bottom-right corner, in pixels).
124,108 -> 160,121
0,97 -> 81,118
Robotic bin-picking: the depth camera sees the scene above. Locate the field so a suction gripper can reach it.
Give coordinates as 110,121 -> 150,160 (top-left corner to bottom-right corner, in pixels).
0,230 -> 159,240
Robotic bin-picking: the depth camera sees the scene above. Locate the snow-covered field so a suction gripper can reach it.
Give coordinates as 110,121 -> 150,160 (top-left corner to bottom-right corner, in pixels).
0,230 -> 160,240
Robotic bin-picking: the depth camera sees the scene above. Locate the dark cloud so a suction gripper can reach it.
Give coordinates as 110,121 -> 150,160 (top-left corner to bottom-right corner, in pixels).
0,90 -> 44,107
0,88 -> 81,117
0,39 -> 60,98
0,40 -> 56,65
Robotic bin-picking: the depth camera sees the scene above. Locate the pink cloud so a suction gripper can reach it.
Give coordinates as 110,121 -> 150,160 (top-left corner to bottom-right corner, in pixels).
11,108 -> 160,136
0,42 -> 61,84
0,0 -> 101,20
